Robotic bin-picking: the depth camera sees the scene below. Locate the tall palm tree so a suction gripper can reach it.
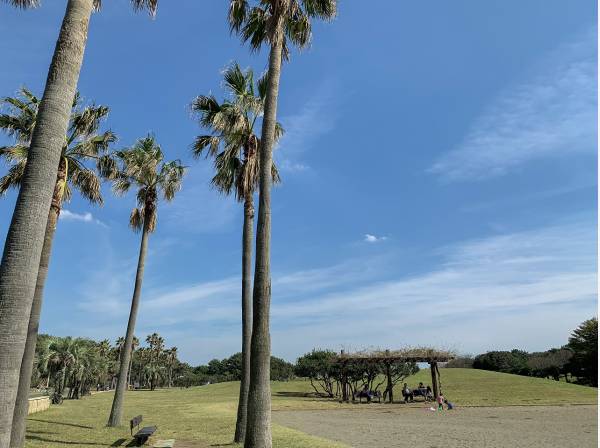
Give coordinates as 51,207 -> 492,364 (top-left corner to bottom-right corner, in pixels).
191,62 -> 282,443
107,136 -> 185,427
228,2 -> 336,446
0,2 -> 158,444
0,88 -> 116,448
127,335 -> 140,388
165,347 -> 177,388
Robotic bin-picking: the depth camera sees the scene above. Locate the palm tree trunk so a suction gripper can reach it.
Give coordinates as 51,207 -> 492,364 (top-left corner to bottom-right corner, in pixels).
107,223 -> 150,427
244,36 -> 284,448
0,1 -> 93,443
127,347 -> 133,389
234,194 -> 254,443
10,205 -> 60,448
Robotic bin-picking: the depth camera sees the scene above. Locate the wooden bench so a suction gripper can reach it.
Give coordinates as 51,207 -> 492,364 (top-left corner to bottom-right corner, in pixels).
130,415 -> 157,446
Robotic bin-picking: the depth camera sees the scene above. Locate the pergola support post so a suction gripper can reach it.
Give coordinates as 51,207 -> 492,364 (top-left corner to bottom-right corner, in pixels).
430,361 -> 439,399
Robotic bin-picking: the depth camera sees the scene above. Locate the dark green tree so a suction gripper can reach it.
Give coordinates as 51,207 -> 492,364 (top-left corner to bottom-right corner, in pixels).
567,318 -> 598,386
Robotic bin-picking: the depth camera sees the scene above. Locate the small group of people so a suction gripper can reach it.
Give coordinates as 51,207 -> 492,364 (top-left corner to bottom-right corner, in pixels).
435,392 -> 454,411
402,382 -> 433,402
402,382 -> 455,410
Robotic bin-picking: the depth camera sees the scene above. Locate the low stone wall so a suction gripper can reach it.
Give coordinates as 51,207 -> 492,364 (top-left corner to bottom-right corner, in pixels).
28,396 -> 50,415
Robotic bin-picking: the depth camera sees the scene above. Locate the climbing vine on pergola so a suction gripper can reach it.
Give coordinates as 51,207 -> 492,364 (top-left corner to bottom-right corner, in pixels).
336,348 -> 454,402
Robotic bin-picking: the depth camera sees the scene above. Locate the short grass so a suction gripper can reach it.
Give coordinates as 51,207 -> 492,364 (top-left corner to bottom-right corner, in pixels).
24,369 -> 596,448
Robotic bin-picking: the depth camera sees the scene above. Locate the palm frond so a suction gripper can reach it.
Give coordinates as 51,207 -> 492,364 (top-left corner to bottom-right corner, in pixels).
159,160 -> 185,201
130,0 -> 158,17
301,0 -> 337,20
274,122 -> 284,143
257,71 -> 269,101
223,62 -> 249,98
213,150 -> 240,196
69,130 -> 117,158
3,0 -> 40,9
0,160 -> 26,195
96,154 -> 119,180
129,207 -> 144,232
112,174 -> 132,196
285,7 -> 312,49
0,144 -> 28,163
69,104 -> 109,141
192,135 -> 221,158
241,6 -> 268,51
191,95 -> 222,128
228,0 -> 249,32
70,169 -> 102,205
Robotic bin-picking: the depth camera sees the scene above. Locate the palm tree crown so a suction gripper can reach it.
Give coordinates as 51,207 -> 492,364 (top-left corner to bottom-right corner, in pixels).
112,135 -> 185,233
229,0 -> 337,58
191,63 -> 282,200
0,88 -> 116,208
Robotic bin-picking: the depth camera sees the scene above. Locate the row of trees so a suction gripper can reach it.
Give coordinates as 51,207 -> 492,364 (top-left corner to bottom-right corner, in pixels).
174,353 -> 295,387
0,2 -> 337,448
30,333 -> 182,396
448,318 -> 598,387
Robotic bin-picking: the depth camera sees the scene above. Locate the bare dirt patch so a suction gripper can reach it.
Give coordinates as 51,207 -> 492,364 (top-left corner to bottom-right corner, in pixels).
273,405 -> 598,448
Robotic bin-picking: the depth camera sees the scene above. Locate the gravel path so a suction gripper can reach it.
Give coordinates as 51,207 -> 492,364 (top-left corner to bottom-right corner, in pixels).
273,405 -> 598,448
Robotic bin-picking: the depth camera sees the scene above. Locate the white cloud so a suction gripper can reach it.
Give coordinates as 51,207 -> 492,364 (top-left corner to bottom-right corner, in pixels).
60,209 -> 106,226
364,234 -> 387,243
276,80 -> 338,173
430,28 -> 596,181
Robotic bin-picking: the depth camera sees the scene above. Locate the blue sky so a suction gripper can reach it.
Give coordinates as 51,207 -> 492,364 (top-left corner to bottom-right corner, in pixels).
0,1 -> 597,364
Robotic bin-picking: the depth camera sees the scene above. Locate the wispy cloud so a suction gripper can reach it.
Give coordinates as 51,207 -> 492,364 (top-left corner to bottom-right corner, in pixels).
430,28 -> 597,181
276,79 -> 338,173
60,209 -> 106,226
69,213 -> 596,363
163,164 -> 238,234
364,234 -> 387,243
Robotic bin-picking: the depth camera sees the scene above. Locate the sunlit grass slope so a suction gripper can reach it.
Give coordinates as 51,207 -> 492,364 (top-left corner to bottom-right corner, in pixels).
25,369 -> 596,448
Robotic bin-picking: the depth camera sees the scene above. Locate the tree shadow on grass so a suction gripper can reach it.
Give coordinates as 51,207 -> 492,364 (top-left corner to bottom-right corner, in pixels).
25,435 -> 106,446
274,391 -> 318,398
27,430 -> 58,435
28,418 -> 94,429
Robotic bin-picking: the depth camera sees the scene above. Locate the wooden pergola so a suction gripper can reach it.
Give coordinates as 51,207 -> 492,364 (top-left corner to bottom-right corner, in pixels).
337,348 -> 454,402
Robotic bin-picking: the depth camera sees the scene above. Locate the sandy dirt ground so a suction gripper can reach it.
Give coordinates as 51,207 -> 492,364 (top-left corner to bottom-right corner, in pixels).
273,405 -> 598,448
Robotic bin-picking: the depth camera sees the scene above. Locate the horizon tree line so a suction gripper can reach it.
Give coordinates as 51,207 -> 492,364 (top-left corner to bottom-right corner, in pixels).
0,1 -> 337,448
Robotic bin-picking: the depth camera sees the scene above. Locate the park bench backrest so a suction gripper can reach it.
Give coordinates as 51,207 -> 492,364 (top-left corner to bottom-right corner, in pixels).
130,415 -> 143,435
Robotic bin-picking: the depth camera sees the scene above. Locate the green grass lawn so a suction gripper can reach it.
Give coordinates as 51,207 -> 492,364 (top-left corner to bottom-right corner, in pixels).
24,369 -> 596,448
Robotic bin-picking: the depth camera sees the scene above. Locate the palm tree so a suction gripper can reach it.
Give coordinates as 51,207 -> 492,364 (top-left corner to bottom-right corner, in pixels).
191,62 -> 282,443
0,2 -> 158,444
107,136 -> 185,427
0,88 -> 116,448
47,337 -> 77,397
127,335 -> 140,388
228,2 -> 336,446
165,347 -> 178,387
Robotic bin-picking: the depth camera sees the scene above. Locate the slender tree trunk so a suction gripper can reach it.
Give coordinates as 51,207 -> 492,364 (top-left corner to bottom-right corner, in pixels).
244,33 -> 284,448
127,347 -> 134,389
107,223 -> 150,427
0,2 -> 92,443
10,204 -> 60,448
430,362 -> 439,400
234,194 -> 254,443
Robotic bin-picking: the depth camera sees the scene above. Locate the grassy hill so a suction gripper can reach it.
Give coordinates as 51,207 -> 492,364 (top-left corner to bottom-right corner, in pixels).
405,368 -> 597,406
24,369 -> 596,448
